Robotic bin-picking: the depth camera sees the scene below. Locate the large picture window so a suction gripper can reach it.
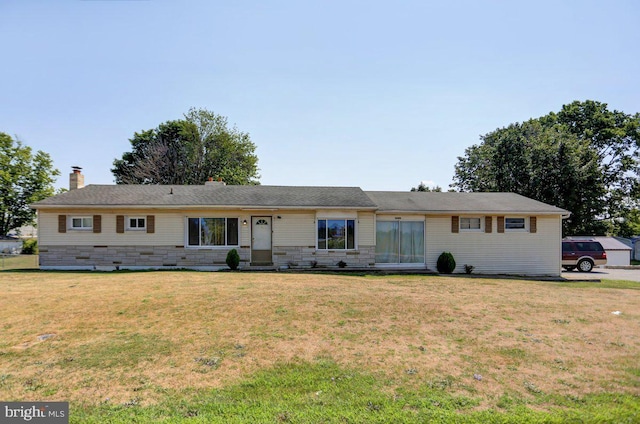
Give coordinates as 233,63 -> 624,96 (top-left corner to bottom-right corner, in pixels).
376,221 -> 424,264
317,219 -> 355,250
187,217 -> 239,247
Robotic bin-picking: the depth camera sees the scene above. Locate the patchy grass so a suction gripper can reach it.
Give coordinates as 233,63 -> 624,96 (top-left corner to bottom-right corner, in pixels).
0,271 -> 639,422
0,254 -> 38,270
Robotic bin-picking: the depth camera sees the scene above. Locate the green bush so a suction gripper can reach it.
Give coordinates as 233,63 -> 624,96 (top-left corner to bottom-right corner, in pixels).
437,252 -> 456,274
21,239 -> 38,255
226,249 -> 240,270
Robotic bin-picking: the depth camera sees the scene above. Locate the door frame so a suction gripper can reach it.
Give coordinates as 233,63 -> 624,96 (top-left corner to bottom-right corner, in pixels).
251,216 -> 273,265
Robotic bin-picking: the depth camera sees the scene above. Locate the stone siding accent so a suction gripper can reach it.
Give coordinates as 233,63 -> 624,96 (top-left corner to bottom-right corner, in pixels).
39,245 -> 250,269
272,245 -> 376,268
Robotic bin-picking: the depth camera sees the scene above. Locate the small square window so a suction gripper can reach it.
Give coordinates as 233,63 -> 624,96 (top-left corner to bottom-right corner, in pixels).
128,217 -> 146,230
505,218 -> 526,230
460,217 -> 481,231
71,217 -> 92,230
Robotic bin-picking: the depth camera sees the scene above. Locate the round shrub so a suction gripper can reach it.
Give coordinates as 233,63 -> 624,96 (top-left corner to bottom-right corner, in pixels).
21,239 -> 38,255
436,252 -> 456,274
226,249 -> 240,270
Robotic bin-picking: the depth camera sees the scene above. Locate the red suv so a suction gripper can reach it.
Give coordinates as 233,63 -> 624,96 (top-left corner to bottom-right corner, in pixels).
562,239 -> 607,272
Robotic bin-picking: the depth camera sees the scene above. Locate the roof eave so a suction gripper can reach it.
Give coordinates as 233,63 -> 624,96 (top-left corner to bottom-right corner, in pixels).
32,204 -> 378,211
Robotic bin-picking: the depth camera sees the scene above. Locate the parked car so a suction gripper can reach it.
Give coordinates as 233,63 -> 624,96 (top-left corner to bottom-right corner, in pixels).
562,239 -> 607,272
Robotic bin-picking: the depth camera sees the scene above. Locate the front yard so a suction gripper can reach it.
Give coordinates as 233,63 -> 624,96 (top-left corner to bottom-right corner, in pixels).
0,271 -> 638,422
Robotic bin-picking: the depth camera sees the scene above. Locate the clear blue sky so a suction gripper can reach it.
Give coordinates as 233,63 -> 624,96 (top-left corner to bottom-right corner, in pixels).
1,0 -> 639,191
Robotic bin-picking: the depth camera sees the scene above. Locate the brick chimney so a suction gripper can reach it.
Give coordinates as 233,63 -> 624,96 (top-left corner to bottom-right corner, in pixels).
69,166 -> 85,190
204,177 -> 226,186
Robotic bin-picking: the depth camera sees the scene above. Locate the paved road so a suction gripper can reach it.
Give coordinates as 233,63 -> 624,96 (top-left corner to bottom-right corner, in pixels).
562,267 -> 640,282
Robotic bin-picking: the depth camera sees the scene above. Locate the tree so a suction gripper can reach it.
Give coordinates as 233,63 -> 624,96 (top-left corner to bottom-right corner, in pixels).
0,133 -> 59,236
112,108 -> 260,185
452,118 -> 610,235
410,182 -> 442,192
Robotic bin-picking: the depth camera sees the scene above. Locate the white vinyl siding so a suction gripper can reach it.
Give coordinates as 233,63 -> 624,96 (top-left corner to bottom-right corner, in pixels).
272,213 -> 315,246
426,215 -> 561,276
39,211 -> 220,246
357,212 -> 375,246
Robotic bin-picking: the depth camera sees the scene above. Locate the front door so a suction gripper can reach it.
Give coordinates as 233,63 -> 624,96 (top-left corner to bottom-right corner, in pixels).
251,216 -> 272,265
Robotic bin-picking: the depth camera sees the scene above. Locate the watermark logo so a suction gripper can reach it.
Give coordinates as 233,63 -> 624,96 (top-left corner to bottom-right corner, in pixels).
1,402 -> 68,423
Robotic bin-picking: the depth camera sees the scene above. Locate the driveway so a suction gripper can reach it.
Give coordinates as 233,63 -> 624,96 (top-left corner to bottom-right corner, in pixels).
562,267 -> 640,282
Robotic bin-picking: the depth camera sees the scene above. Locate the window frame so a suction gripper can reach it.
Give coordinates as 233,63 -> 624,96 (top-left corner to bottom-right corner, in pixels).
317,218 -> 356,250
186,217 -> 240,248
126,216 -> 146,231
70,216 -> 93,230
459,217 -> 483,232
505,217 -> 527,232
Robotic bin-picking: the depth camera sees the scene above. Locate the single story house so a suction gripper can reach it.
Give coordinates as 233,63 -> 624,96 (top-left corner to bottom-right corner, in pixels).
31,171 -> 570,276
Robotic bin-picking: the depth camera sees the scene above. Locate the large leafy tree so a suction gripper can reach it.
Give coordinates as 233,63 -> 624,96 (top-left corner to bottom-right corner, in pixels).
112,108 -> 260,185
0,133 -> 59,236
453,101 -> 640,236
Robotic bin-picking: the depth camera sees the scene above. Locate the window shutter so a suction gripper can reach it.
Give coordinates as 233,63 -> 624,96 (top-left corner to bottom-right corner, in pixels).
485,216 -> 492,233
93,215 -> 102,233
451,216 -> 459,233
530,216 -> 537,233
146,215 -> 155,233
497,216 -> 505,233
116,215 -> 125,233
58,215 -> 66,233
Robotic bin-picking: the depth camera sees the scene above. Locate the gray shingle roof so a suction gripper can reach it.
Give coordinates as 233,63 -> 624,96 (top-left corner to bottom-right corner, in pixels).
32,185 -> 378,209
32,184 -> 569,215
365,191 -> 569,215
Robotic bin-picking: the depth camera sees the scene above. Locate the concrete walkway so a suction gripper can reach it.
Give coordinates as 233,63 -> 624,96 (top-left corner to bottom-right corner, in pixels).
562,267 -> 640,282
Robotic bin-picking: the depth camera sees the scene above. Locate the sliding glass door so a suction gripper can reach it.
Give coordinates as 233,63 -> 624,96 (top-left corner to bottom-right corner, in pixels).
375,221 -> 424,264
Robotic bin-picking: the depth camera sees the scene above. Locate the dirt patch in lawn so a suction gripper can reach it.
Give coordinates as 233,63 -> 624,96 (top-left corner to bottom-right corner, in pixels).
0,271 -> 638,405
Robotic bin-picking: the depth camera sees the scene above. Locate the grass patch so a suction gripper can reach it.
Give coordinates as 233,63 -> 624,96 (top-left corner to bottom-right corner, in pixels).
0,254 -> 38,270
1,271 -> 639,422
70,360 -> 640,423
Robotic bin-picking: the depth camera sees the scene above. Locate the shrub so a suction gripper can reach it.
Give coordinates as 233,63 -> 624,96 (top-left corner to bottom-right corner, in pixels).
226,249 -> 240,270
337,260 -> 347,268
464,264 -> 474,274
21,239 -> 38,255
437,252 -> 456,274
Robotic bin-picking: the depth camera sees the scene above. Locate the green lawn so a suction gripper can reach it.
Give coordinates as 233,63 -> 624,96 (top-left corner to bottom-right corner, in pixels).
0,271 -> 638,423
0,254 -> 38,270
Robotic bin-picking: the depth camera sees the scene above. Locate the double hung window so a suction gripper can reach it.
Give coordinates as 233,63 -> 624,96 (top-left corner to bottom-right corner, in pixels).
505,218 -> 526,230
71,217 -> 93,230
127,217 -> 146,230
460,217 -> 481,231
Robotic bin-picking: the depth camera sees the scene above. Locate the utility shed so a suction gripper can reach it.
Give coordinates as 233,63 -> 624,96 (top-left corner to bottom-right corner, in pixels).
574,236 -> 632,266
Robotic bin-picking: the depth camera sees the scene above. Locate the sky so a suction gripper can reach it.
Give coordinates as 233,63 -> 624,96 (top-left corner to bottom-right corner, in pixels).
1,0 -> 639,192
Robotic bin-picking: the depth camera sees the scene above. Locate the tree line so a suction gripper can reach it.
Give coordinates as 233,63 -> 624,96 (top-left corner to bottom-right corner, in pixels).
1,102 -> 639,237
450,100 -> 639,236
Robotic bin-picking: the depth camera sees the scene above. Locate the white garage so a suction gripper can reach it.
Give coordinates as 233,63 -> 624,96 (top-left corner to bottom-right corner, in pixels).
589,237 -> 632,266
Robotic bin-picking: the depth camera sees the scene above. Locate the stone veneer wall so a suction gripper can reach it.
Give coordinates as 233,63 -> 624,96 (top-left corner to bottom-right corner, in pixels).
39,245 -> 250,269
38,245 -> 377,269
272,245 -> 376,268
